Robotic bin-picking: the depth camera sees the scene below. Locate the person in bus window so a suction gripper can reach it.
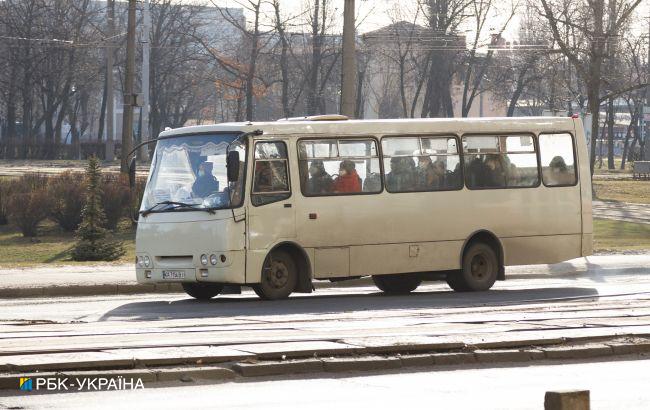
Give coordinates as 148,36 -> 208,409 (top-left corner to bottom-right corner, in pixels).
332,160 -> 361,193
484,154 -> 507,187
386,156 -> 416,192
306,160 -> 333,194
192,161 -> 220,198
416,156 -> 436,189
547,155 -> 573,185
432,158 -> 447,189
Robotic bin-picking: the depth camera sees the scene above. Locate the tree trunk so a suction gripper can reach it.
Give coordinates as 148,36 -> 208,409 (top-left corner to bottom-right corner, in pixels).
606,98 -> 615,169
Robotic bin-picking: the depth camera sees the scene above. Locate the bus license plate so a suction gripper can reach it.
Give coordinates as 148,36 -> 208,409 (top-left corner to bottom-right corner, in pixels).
162,270 -> 185,280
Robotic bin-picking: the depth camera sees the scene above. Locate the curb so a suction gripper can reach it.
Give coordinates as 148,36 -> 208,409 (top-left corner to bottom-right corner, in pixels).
0,283 -> 183,299
2,337 -> 650,390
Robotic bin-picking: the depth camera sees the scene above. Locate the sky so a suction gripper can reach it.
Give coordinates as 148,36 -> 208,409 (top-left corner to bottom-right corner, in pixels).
210,0 -> 649,42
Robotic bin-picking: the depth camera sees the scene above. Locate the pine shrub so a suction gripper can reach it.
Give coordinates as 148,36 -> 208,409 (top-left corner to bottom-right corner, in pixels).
71,157 -> 125,261
49,171 -> 86,232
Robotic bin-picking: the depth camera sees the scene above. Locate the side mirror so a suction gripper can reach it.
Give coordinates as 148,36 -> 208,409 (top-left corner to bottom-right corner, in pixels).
128,156 -> 136,188
226,151 -> 240,182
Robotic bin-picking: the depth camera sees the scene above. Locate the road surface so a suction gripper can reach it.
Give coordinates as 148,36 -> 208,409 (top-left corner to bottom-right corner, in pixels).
593,200 -> 650,225
0,255 -> 649,356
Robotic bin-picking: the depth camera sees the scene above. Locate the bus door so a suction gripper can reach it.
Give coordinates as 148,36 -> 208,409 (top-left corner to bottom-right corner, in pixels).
247,140 -> 296,253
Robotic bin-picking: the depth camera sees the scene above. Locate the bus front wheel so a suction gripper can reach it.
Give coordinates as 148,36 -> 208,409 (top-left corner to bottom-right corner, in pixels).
182,283 -> 224,300
447,242 -> 498,292
372,274 -> 422,295
253,251 -> 297,300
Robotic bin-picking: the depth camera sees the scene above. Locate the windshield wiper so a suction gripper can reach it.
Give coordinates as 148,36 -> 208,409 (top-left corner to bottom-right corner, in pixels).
140,201 -> 216,217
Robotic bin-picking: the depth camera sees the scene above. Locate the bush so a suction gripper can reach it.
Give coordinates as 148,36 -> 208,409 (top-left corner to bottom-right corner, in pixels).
71,157 -> 125,261
0,179 -> 12,225
49,171 -> 86,232
7,190 -> 51,237
13,173 -> 49,193
100,173 -> 132,230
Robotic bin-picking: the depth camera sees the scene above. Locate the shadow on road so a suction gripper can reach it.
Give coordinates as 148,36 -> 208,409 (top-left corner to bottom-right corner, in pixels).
99,286 -> 599,322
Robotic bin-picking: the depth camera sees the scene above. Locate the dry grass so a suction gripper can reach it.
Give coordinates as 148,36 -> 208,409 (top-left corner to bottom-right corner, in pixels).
0,220 -> 134,267
593,218 -> 650,252
593,179 -> 650,204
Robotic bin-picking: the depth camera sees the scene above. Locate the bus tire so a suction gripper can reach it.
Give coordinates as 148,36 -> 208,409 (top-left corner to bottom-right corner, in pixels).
372,274 -> 422,294
447,242 -> 498,292
182,283 -> 223,300
253,250 -> 297,300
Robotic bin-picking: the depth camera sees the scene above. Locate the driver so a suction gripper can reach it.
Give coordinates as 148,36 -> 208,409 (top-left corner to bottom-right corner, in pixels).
192,161 -> 220,198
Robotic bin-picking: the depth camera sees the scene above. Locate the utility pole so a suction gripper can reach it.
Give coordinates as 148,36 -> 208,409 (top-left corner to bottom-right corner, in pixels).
105,0 -> 115,161
120,0 -> 136,173
340,0 -> 356,118
139,0 -> 151,160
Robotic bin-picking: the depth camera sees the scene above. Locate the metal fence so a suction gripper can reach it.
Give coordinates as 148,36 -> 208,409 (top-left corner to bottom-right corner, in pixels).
0,142 -> 121,160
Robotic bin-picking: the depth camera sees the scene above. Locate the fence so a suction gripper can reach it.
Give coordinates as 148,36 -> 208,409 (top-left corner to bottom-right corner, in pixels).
0,142 -> 122,160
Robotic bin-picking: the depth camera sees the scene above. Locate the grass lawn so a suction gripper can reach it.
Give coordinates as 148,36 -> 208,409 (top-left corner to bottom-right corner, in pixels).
0,220 -> 135,267
593,179 -> 650,204
593,218 -> 650,252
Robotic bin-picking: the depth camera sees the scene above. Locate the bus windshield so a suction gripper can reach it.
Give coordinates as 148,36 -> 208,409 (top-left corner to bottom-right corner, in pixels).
141,133 -> 246,214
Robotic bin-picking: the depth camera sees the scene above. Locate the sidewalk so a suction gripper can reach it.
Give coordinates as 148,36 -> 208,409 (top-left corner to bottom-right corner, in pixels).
0,254 -> 648,299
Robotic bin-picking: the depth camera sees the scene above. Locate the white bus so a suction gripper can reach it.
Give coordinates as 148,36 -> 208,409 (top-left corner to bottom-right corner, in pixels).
134,116 -> 592,300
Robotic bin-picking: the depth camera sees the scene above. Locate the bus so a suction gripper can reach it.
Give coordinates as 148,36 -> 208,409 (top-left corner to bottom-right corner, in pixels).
134,116 -> 592,300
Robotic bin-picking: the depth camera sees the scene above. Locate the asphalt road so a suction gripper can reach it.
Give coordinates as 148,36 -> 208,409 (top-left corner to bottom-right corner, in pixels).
3,358 -> 649,409
0,255 -> 649,356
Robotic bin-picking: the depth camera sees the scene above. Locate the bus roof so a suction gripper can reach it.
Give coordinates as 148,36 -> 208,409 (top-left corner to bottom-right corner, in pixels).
159,117 -> 578,139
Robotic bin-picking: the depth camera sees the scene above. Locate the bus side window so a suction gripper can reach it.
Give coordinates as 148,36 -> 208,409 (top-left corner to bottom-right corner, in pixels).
252,141 -> 291,206
539,133 -> 577,187
463,135 -> 539,189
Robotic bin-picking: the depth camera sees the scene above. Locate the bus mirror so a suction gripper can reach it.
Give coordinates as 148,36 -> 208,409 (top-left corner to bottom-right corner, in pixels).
128,157 -> 136,188
227,151 -> 240,182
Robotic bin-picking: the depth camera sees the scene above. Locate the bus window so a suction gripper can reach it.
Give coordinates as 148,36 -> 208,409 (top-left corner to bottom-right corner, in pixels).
252,141 -> 291,206
463,135 -> 539,189
382,136 -> 462,192
539,133 -> 577,186
298,138 -> 381,196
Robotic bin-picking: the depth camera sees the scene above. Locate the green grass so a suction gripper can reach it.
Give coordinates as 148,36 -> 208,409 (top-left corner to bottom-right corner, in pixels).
593,179 -> 650,204
0,220 -> 135,267
593,218 -> 650,252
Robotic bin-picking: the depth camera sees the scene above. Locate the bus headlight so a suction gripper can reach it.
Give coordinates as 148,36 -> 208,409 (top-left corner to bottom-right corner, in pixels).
200,254 -> 208,266
143,255 -> 151,268
210,254 -> 218,265
137,256 -> 144,267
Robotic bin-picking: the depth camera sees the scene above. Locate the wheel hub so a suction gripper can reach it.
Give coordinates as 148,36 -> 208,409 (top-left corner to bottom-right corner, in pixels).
470,254 -> 489,280
267,260 -> 289,289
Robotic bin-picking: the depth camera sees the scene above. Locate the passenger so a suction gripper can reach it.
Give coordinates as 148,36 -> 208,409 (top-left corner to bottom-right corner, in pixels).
432,159 -> 447,188
386,156 -> 416,192
416,156 -> 436,189
547,155 -> 574,185
363,172 -> 382,193
192,162 -> 219,198
254,161 -> 274,192
332,160 -> 362,193
305,160 -> 333,194
483,154 -> 506,187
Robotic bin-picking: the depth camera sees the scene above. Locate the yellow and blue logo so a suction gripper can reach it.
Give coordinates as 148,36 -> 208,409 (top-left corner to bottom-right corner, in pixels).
19,377 -> 33,391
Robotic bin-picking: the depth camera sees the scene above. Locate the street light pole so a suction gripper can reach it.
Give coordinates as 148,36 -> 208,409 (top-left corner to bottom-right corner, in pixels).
340,0 -> 356,118
120,0 -> 136,173
140,0 -> 151,161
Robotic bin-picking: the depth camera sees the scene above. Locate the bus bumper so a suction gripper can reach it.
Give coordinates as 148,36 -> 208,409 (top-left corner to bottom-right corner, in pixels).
135,250 -> 246,284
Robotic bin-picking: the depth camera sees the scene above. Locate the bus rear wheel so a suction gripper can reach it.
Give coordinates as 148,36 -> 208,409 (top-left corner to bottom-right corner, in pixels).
372,274 -> 422,295
182,283 -> 224,300
447,242 -> 498,292
253,251 -> 297,300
